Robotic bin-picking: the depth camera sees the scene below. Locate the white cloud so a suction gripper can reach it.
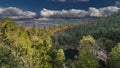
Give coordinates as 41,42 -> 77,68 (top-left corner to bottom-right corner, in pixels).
89,6 -> 120,17
40,8 -> 88,17
0,6 -> 119,27
89,7 -> 102,17
40,6 -> 120,18
0,7 -> 36,19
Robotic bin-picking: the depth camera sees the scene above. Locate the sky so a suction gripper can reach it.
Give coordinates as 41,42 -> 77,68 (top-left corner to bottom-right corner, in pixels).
0,0 -> 120,27
0,0 -> 118,13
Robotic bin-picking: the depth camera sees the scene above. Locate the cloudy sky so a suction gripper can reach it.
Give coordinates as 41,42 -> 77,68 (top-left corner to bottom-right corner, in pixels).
0,0 -> 120,27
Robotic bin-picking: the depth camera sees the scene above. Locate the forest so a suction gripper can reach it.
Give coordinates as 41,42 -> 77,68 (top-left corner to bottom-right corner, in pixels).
0,12 -> 120,68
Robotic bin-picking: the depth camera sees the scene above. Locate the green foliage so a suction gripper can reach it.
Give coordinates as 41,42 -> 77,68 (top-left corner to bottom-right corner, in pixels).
78,35 -> 99,68
97,38 -> 115,52
109,43 -> 120,68
52,12 -> 120,52
66,60 -> 79,68
0,11 -> 120,68
80,35 -> 99,53
78,46 -> 99,68
80,35 -> 96,46
0,18 -> 65,68
0,44 -> 21,68
56,49 -> 65,61
49,48 -> 65,68
32,40 -> 52,68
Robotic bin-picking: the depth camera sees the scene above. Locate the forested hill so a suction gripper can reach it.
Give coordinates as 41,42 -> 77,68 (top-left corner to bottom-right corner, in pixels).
0,12 -> 120,68
52,12 -> 120,52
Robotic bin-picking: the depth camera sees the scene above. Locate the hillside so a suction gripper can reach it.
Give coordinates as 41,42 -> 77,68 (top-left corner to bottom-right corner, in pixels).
52,12 -> 120,52
0,12 -> 120,68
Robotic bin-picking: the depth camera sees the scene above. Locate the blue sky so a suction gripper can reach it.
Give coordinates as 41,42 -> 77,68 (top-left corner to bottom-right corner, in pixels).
0,0 -> 120,27
0,0 -> 118,13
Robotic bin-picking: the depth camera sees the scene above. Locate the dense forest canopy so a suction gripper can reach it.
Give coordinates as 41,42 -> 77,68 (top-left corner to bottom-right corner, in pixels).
0,12 -> 120,68
52,12 -> 120,51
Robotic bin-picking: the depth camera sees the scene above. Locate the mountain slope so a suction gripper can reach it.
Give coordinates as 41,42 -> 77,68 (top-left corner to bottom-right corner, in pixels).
52,12 -> 120,51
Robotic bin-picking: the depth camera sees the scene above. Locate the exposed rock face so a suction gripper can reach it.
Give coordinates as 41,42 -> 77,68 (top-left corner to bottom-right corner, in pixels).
97,48 -> 108,62
64,46 -> 108,68
97,48 -> 108,68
